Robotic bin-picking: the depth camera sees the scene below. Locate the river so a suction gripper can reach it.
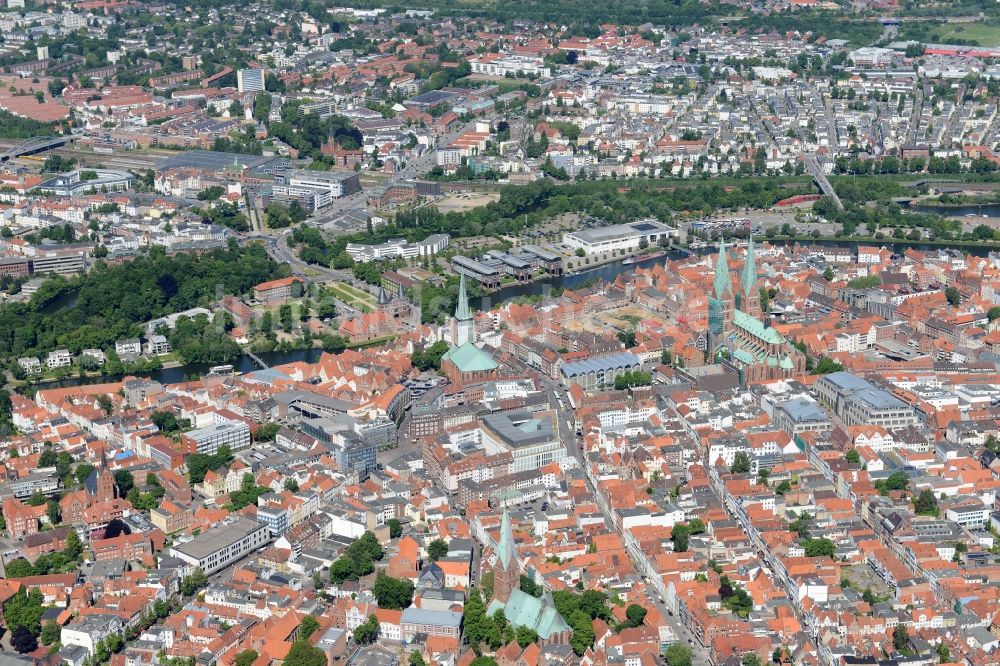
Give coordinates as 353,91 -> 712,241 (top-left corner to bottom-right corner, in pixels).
36,348 -> 327,389
34,235 -> 996,389
470,249 -> 691,309
909,203 -> 1000,218
473,232 -> 998,309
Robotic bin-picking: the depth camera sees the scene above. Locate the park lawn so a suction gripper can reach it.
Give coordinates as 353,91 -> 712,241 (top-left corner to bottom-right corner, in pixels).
328,283 -> 375,313
336,282 -> 376,302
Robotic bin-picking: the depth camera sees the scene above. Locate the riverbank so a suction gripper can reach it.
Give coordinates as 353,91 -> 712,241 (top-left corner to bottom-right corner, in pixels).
912,198 -> 1000,209
764,233 -> 1000,251
13,334 -> 402,391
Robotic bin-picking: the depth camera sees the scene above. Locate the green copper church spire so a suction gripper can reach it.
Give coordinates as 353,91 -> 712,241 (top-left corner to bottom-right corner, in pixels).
741,234 -> 758,298
713,238 -> 732,300
498,508 -> 516,569
455,272 -> 471,321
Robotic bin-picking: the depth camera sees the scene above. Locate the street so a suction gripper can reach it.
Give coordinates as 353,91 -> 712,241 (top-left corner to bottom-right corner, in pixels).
538,373 -> 711,663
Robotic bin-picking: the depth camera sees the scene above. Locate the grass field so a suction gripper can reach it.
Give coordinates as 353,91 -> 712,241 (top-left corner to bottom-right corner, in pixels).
935,22 -> 1000,46
328,282 -> 376,313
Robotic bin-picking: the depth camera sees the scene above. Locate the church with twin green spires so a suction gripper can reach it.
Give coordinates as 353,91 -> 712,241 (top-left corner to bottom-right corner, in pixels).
707,236 -> 805,383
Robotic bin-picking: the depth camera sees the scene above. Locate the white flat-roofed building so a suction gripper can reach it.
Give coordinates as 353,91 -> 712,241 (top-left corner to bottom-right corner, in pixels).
469,55 -> 550,79
563,220 -> 675,255
345,234 -> 449,262
480,409 -> 566,473
169,517 -> 271,575
182,420 -> 250,455
46,348 -> 72,369
272,169 -> 360,209
237,68 -> 265,93
61,614 -> 123,656
36,169 -> 134,196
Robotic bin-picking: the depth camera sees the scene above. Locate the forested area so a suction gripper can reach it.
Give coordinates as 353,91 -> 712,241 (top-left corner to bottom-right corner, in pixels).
0,110 -> 59,139
0,243 -> 287,361
735,11 -> 883,46
350,0 -> 716,28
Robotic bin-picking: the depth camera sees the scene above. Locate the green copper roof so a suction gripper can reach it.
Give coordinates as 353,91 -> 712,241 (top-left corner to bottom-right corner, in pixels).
487,590 -> 571,640
733,309 -> 785,345
741,234 -> 758,298
713,239 -> 732,300
780,354 -> 795,370
455,272 -> 471,321
441,341 -> 498,372
497,508 -> 516,570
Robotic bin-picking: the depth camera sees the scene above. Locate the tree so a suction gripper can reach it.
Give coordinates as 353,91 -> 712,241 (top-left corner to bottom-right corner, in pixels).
569,609 -> 595,655
801,537 -> 835,558
989,306 -> 1000,322
372,572 -> 415,610
515,625 -> 539,647
114,469 -> 134,496
181,568 -> 208,596
299,615 -> 320,642
845,449 -> 861,464
5,558 -> 34,578
256,422 -> 280,441
822,267 -> 834,281
11,626 -> 37,654
46,499 -> 60,526
892,625 -> 909,653
284,641 -> 327,666
945,286 -> 961,307
520,574 -> 542,597
671,524 -> 690,552
427,538 -> 449,561
578,590 -> 611,621
913,488 -> 939,516
730,451 -> 751,474
874,471 -> 909,496
775,480 -> 792,495
40,621 -> 60,646
470,659 -> 499,666
353,616 -> 379,645
410,340 -> 450,371
664,643 -> 693,666
4,589 -> 43,634
38,446 -> 57,467
811,357 -> 844,375
625,603 -> 647,628
742,655 -> 762,666
329,532 -> 383,583
409,652 -> 426,666
387,518 -> 402,539
234,650 -> 258,666
788,512 -> 812,538
279,303 -> 294,332
719,576 -> 754,618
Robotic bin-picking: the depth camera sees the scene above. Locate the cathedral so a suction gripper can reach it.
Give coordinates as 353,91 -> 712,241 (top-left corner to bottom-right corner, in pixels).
486,509 -> 571,644
707,237 -> 806,383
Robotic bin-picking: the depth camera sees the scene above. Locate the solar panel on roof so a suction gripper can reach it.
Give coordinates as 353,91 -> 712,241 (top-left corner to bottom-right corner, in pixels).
632,223 -> 657,231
